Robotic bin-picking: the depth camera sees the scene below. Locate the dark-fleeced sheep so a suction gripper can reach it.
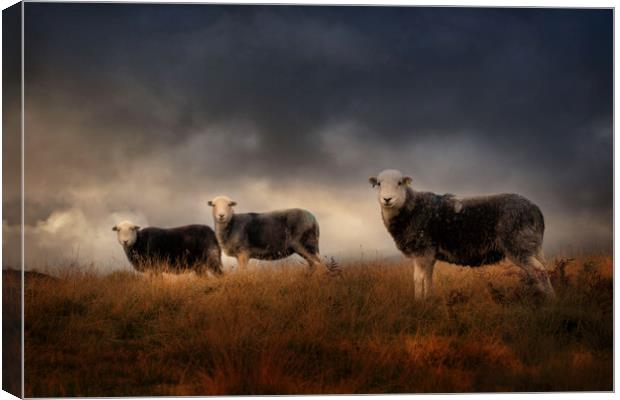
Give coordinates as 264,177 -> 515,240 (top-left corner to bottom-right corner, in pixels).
369,169 -> 555,300
207,196 -> 331,274
112,221 -> 222,275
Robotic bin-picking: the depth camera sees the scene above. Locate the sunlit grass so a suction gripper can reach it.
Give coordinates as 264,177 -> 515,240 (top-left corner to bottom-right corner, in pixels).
19,254 -> 612,396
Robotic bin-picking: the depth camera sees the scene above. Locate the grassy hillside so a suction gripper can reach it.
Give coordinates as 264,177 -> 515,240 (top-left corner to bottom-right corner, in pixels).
21,254 -> 612,396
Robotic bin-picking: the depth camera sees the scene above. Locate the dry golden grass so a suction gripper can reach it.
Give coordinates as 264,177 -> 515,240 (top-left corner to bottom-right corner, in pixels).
20,254 -> 612,396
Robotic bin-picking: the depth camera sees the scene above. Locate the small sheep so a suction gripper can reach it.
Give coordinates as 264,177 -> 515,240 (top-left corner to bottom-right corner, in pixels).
112,220 -> 222,274
369,169 -> 555,300
207,196 -> 328,273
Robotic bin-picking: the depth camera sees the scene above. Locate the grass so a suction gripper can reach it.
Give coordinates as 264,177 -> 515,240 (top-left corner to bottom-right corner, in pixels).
19,254 -> 613,396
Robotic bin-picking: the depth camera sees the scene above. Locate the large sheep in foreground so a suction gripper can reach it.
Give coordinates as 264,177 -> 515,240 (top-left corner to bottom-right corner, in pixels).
112,220 -> 222,275
207,196 -> 331,273
369,169 -> 555,299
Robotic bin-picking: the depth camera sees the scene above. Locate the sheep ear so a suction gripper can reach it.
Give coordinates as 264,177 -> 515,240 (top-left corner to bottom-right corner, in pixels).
112,226 -> 118,231
229,201 -> 237,207
132,226 -> 140,231
403,176 -> 413,186
207,200 -> 214,207
368,176 -> 378,187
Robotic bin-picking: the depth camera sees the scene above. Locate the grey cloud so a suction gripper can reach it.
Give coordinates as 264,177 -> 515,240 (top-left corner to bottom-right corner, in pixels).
8,5 -> 611,267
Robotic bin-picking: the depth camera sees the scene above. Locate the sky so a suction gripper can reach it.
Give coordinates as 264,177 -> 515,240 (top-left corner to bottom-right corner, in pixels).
3,4 -> 613,269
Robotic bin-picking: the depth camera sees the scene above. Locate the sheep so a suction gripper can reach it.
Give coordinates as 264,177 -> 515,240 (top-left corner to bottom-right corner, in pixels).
207,196 -> 331,274
112,220 -> 222,275
368,169 -> 555,300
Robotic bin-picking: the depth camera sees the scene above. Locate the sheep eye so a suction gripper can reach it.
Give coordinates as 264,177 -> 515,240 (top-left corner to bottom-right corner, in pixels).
398,181 -> 402,186
377,182 -> 381,187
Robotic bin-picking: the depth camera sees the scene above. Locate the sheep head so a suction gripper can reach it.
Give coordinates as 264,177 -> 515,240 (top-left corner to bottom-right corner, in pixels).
369,169 -> 412,209
208,196 -> 237,224
112,220 -> 140,248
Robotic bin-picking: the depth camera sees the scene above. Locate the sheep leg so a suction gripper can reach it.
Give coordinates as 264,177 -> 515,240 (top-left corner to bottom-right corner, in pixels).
413,259 -> 425,300
210,266 -> 223,276
423,261 -> 436,299
311,251 -> 342,277
535,250 -> 554,293
532,254 -> 555,298
194,264 -> 207,276
236,252 -> 249,271
291,244 -> 320,275
206,248 -> 223,276
412,255 -> 435,300
196,263 -> 222,277
510,254 -> 556,299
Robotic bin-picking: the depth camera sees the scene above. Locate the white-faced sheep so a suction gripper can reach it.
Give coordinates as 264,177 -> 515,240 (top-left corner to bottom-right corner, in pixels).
112,220 -> 222,274
207,196 -> 331,273
369,169 -> 555,300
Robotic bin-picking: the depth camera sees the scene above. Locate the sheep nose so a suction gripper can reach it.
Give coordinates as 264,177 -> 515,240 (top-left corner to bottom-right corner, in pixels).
383,197 -> 392,204
122,240 -> 128,245
218,214 -> 225,219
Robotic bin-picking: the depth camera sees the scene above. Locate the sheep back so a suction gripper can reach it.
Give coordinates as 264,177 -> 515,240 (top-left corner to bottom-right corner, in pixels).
218,209 -> 319,260
125,224 -> 222,273
387,189 -> 544,266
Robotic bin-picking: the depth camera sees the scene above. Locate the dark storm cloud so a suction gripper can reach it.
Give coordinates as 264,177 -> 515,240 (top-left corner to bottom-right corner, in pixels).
11,4 -> 612,265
